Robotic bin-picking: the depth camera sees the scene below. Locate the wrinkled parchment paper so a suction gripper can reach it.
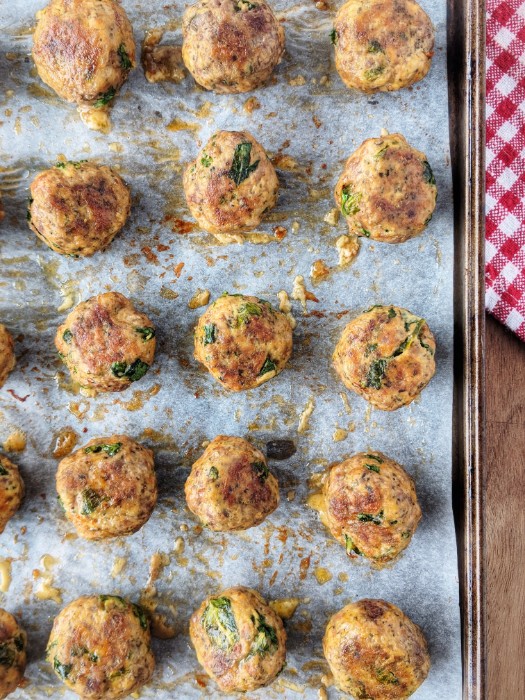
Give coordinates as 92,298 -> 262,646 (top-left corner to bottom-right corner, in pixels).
0,0 -> 461,697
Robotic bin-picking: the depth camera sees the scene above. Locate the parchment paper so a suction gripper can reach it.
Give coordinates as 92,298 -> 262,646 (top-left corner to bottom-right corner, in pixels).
0,0 -> 462,697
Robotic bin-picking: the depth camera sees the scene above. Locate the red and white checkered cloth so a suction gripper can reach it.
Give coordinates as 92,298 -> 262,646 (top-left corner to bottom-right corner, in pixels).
486,1 -> 525,339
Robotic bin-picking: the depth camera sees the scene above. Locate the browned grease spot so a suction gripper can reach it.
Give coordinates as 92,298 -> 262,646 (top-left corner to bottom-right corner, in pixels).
3,430 -> 26,452
142,29 -> 185,84
163,216 -> 197,235
299,555 -> 311,580
115,384 -> 161,411
52,427 -> 78,458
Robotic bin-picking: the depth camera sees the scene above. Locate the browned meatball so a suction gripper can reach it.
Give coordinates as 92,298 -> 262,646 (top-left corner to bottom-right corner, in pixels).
333,0 -> 434,93
324,599 -> 430,699
190,586 -> 286,692
32,0 -> 135,109
183,130 -> 279,236
56,435 -> 157,540
334,133 -> 438,243
28,161 -> 131,257
0,455 -> 24,535
333,305 -> 436,410
47,595 -> 154,699
182,0 -> 285,93
185,435 -> 279,531
55,292 -> 156,394
0,326 -> 15,389
322,451 -> 421,565
194,293 -> 293,391
0,609 -> 27,699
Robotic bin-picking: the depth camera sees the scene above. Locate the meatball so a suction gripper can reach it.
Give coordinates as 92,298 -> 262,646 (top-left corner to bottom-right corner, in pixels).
333,0 -> 434,93
0,326 -> 15,389
0,456 -> 24,535
0,609 -> 27,700
182,0 -> 285,93
190,586 -> 286,692
47,595 -> 154,700
28,162 -> 131,257
321,451 -> 421,565
333,305 -> 436,411
56,435 -> 157,540
323,599 -> 430,699
194,293 -> 293,391
185,435 -> 279,531
55,292 -> 156,394
334,133 -> 437,244
32,0 -> 135,109
183,130 -> 279,236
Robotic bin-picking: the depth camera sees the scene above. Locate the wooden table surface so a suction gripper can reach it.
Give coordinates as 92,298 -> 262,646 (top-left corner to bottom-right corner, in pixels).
486,314 -> 525,700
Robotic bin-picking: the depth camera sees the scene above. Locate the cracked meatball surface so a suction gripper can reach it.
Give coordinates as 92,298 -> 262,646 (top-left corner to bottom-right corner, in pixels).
324,599 -> 430,699
185,435 -> 279,531
333,0 -> 434,93
56,435 -> 157,540
55,291 -> 156,394
322,451 -> 421,565
333,305 -> 436,411
194,293 -> 293,391
0,326 -> 15,389
335,133 -> 437,244
47,595 -> 154,700
28,162 -> 131,257
0,455 -> 24,535
32,0 -> 135,108
184,130 -> 279,236
0,609 -> 27,700
182,0 -> 285,93
190,586 -> 286,692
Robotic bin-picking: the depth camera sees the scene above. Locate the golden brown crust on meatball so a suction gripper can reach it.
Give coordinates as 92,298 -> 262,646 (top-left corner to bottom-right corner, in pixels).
0,609 -> 27,700
185,435 -> 279,531
0,456 -> 24,536
28,162 -> 131,257
333,305 -> 436,411
322,451 -> 421,565
56,435 -> 157,540
333,0 -> 434,93
0,326 -> 15,389
323,599 -> 430,699
55,292 -> 156,394
194,293 -> 293,391
47,595 -> 154,700
190,586 -> 286,692
182,0 -> 285,93
335,133 -> 437,244
183,130 -> 279,236
32,0 -> 136,108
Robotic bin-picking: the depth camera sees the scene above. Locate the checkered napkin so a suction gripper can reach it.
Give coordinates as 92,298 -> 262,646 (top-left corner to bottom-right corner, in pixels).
486,1 -> 525,339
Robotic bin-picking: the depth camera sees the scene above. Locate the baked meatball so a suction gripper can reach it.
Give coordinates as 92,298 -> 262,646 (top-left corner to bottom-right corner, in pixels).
335,133 -> 437,244
0,456 -> 24,535
322,451 -> 421,564
55,292 -> 156,394
182,0 -> 285,93
190,586 -> 286,692
0,326 -> 15,389
194,293 -> 293,391
56,435 -> 157,540
185,435 -> 279,531
183,130 -> 279,236
333,305 -> 436,411
28,162 -> 131,257
47,595 -> 154,700
333,0 -> 434,93
323,599 -> 430,699
32,0 -> 135,109
0,609 -> 27,699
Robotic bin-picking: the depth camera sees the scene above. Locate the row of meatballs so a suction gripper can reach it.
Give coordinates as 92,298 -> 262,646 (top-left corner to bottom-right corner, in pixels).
30,0 -> 435,124
0,591 -> 430,699
2,129 -> 438,252
0,292 -> 437,410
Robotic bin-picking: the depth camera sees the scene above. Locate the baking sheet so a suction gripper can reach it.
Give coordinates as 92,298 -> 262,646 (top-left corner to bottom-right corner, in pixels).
0,0 -> 462,697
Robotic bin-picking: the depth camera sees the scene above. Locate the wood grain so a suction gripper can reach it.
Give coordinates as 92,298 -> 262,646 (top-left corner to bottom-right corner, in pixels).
486,314 -> 525,700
